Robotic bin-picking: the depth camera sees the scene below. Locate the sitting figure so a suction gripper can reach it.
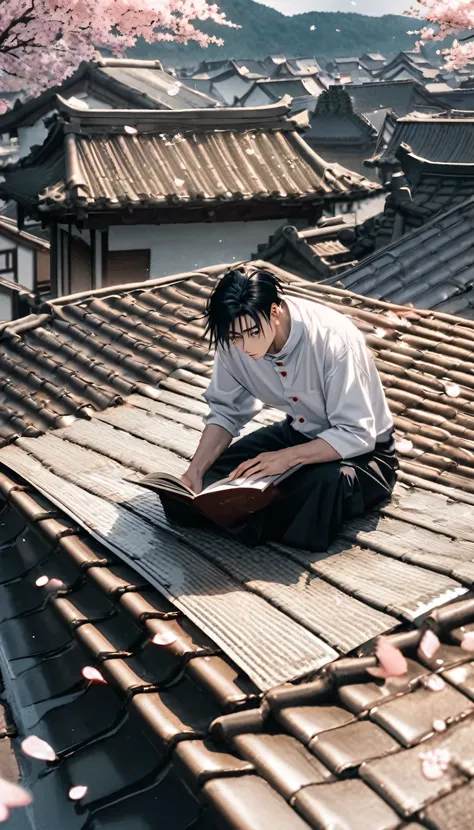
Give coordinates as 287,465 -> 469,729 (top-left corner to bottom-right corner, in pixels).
163,264 -> 397,552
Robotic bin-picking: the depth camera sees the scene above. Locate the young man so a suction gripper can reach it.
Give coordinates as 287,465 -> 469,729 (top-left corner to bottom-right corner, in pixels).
165,265 -> 397,552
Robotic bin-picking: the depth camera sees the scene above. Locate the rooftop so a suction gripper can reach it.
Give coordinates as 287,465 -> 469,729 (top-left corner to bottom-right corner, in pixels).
0,97 -> 380,219
328,195 -> 474,319
1,262 -> 474,827
0,216 -> 50,251
346,80 -> 448,120
306,88 -> 377,146
0,59 -> 221,134
378,112 -> 474,166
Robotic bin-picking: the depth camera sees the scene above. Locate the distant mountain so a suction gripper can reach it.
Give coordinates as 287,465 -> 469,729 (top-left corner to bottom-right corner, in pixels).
130,0 -> 422,67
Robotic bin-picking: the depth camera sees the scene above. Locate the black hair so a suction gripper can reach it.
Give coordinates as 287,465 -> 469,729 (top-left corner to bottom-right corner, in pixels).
205,265 -> 283,349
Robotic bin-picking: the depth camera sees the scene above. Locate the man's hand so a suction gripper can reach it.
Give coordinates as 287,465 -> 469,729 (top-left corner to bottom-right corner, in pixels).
228,447 -> 296,481
180,469 -> 203,494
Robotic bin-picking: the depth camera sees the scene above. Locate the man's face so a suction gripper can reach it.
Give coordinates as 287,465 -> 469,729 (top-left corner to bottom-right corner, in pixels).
230,305 -> 278,359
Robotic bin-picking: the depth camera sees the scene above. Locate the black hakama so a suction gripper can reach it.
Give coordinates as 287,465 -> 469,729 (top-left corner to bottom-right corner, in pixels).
161,417 -> 398,553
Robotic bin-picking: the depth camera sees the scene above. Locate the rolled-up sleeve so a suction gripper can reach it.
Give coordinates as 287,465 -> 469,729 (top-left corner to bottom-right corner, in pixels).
317,331 -> 384,458
203,349 -> 263,438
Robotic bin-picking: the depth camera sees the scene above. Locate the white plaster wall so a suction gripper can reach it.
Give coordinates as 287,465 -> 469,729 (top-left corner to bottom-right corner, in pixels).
16,247 -> 34,290
108,220 -> 286,277
0,232 -> 34,289
0,291 -> 13,322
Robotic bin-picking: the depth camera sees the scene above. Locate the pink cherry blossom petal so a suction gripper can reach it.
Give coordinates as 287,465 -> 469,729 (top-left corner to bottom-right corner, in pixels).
123,125 -> 137,135
461,632 -> 474,652
82,667 -> 106,684
444,384 -> 461,398
35,575 -> 49,587
374,327 -> 387,338
394,438 -> 413,454
367,638 -> 408,679
151,631 -> 178,646
433,719 -> 447,732
420,748 -> 450,781
0,803 -> 9,822
422,674 -> 446,692
21,736 -> 57,762
0,780 -> 32,808
418,630 -> 441,660
69,786 -> 88,801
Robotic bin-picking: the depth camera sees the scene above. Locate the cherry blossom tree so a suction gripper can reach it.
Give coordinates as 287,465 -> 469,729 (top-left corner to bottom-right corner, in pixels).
0,0 -> 233,111
407,0 -> 474,68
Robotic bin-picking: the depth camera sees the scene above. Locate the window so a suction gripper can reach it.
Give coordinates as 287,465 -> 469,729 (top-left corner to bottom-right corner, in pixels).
0,248 -> 17,280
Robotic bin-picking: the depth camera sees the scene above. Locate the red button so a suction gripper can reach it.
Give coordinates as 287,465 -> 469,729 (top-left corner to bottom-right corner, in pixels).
292,396 -> 298,402
275,361 -> 284,366
280,371 -> 287,377
298,417 -> 305,423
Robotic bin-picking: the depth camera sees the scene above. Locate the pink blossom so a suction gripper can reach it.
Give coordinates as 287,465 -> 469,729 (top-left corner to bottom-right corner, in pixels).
69,786 -> 88,800
0,0 -> 235,96
0,778 -> 32,821
406,1 -> 474,68
367,637 -> 408,679
418,630 -> 441,660
82,666 -> 106,683
461,631 -> 474,651
419,748 -> 451,780
21,736 -> 57,762
151,630 -> 178,646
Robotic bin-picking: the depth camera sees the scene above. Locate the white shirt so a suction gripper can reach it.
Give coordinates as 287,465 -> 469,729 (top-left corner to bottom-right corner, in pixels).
204,295 -> 393,459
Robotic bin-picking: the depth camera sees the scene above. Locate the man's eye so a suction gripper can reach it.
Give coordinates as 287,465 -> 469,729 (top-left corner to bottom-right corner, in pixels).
250,331 -> 259,338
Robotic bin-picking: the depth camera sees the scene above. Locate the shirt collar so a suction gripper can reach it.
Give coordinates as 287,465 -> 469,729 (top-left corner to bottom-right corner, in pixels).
264,296 -> 304,362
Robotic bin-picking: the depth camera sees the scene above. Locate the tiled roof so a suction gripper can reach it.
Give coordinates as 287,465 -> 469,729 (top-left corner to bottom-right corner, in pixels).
328,195 -> 474,318
0,60 -> 221,134
253,216 -> 360,279
0,216 -> 50,251
2,263 -> 474,827
346,80 -> 447,119
0,97 -> 380,217
247,77 -> 326,101
306,87 -> 377,146
378,113 -> 474,166
4,470 -> 474,830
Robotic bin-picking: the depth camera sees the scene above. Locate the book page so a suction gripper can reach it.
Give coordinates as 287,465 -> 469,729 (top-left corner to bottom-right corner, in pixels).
201,464 -> 302,496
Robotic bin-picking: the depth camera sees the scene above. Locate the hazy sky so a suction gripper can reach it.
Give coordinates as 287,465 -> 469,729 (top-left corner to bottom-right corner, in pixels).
256,0 -> 411,16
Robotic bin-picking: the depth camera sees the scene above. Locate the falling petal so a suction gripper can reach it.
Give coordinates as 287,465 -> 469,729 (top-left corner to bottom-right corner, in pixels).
151,630 -> 178,646
374,327 -> 387,338
239,66 -> 249,74
21,736 -> 57,762
82,666 -> 106,684
245,148 -> 255,155
334,596 -> 344,607
433,719 -> 447,732
335,28 -> 341,31
420,748 -> 450,781
445,383 -> 461,398
69,786 -> 88,801
123,125 -> 137,135
367,638 -> 408,679
174,178 -> 185,187
418,630 -> 441,660
35,575 -> 49,587
461,632 -> 474,652
310,24 -> 316,30
0,780 -> 32,808
423,674 -> 446,692
395,438 -> 413,454
0,804 -> 8,822
167,83 -> 181,96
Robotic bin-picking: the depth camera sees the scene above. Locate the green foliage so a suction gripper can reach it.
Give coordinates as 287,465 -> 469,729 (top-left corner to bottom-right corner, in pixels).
130,1 -> 422,66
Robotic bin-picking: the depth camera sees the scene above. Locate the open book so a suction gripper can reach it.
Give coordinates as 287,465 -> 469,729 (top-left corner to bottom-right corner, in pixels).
127,466 -> 301,527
